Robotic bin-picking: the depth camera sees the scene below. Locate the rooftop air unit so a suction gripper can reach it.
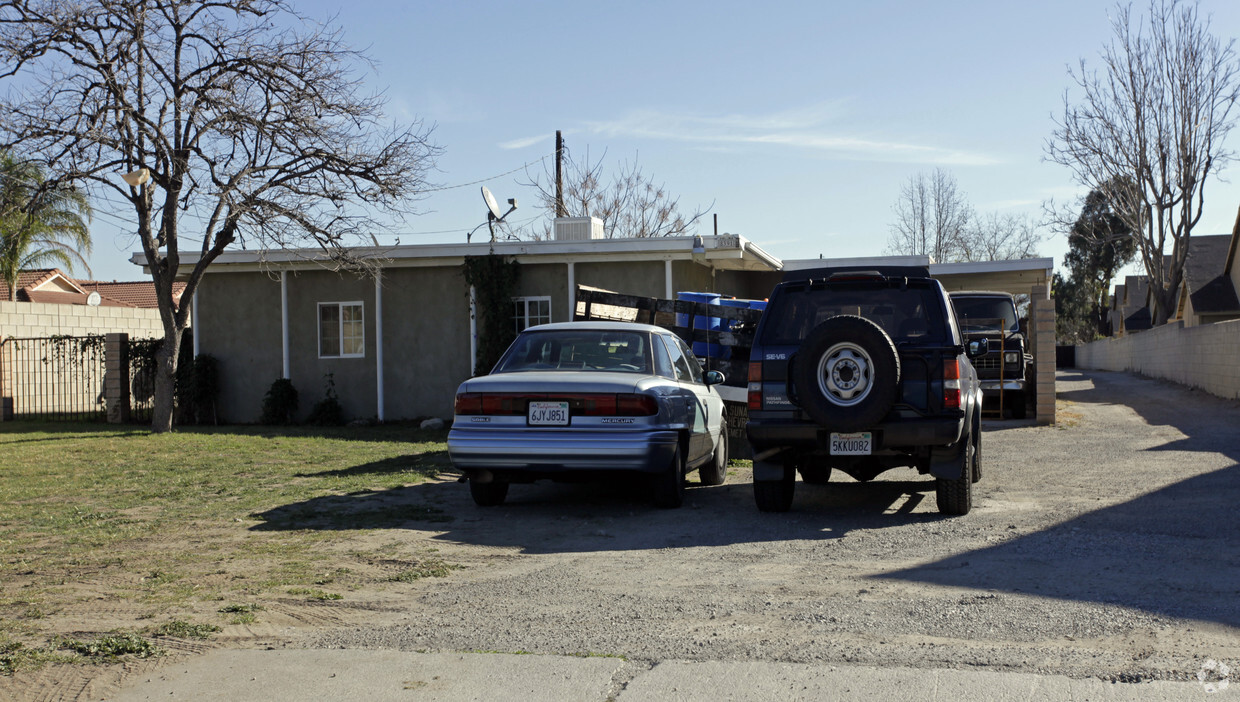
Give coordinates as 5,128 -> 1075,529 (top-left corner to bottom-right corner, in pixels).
554,216 -> 604,241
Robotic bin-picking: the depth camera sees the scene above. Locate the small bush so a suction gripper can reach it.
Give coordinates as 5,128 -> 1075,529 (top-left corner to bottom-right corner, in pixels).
187,354 -> 221,424
305,373 -> 345,426
260,378 -> 299,424
59,632 -> 163,660
151,620 -> 221,639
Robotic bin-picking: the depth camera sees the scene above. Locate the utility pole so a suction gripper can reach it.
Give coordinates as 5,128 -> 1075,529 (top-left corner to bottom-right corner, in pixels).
555,130 -> 565,218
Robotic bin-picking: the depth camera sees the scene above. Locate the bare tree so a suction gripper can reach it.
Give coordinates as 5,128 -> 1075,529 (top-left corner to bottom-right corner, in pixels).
1047,0 -> 1240,325
0,0 -> 437,432
886,168 -> 972,262
521,146 -> 709,239
960,212 -> 1042,262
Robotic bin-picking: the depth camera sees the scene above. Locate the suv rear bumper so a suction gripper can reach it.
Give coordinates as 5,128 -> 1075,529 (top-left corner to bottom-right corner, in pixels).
747,413 -> 964,452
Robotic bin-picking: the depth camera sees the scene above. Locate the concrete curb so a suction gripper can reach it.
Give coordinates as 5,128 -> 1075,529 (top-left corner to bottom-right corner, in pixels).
106,649 -> 1212,701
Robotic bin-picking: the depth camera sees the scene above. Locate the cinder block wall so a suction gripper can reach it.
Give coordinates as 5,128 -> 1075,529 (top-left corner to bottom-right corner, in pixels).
1076,318 -> 1240,400
0,301 -> 167,340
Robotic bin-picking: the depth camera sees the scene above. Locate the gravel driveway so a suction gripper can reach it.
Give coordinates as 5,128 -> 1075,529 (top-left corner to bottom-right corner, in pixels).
309,369 -> 1239,683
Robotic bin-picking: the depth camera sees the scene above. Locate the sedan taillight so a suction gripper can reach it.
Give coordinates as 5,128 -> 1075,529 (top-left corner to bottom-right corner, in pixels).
454,393 -> 482,415
453,392 -> 657,417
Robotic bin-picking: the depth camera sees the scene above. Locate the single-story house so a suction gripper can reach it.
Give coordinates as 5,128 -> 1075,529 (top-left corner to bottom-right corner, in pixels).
164,231 -> 782,423
146,228 -> 1057,424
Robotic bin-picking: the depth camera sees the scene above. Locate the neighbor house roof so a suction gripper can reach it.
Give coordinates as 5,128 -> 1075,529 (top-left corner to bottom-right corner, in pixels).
1121,275 -> 1152,332
79,279 -> 184,309
1182,235 -> 1240,315
0,268 -> 176,309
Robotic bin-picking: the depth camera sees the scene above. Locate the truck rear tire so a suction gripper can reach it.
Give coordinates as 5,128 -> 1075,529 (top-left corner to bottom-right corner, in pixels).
935,437 -> 974,515
754,460 -> 795,512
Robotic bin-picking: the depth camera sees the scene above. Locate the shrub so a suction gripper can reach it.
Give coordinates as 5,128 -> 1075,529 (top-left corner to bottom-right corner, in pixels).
305,373 -> 345,426
259,378 -> 299,424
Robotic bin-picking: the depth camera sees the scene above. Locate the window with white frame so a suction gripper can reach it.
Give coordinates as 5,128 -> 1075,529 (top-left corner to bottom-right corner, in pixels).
319,302 -> 365,358
513,296 -> 551,333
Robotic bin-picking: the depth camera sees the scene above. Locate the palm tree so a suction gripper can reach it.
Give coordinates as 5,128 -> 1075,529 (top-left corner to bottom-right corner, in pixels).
0,152 -> 92,301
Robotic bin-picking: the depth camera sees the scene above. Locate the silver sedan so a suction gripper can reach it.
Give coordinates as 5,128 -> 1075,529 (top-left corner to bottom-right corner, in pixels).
448,322 -> 728,508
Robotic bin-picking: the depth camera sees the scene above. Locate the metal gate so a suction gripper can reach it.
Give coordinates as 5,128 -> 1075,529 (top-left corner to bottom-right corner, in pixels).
0,335 -> 107,422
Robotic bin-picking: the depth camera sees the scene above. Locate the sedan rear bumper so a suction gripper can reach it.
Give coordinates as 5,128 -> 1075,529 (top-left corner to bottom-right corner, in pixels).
448,427 -> 680,475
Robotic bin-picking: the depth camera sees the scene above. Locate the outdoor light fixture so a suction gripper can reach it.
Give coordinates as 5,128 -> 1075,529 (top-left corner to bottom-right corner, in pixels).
692,235 -> 706,254
121,168 -> 150,187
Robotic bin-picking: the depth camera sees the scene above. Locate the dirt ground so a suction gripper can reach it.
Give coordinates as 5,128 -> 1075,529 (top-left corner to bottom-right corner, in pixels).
5,369 -> 1239,700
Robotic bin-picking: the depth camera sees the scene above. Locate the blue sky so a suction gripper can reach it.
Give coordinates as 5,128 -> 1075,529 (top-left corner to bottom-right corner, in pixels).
85,0 -> 1240,282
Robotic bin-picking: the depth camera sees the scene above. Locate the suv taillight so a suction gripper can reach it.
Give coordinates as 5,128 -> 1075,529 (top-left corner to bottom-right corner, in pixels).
943,359 -> 961,410
747,361 -> 762,410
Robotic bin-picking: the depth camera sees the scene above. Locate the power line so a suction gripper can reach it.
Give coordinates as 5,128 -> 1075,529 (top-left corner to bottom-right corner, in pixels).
419,155 -> 549,193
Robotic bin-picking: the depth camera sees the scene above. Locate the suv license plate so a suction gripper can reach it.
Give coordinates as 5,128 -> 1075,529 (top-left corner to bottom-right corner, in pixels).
528,401 -> 570,426
830,432 -> 872,455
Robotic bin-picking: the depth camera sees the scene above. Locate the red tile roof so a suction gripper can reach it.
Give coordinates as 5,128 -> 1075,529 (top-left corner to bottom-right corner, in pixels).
78,280 -> 185,309
1,268 -> 178,309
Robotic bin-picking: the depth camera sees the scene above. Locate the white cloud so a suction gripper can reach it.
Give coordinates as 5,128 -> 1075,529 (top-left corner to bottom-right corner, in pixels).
577,105 -> 1000,167
498,134 -> 548,150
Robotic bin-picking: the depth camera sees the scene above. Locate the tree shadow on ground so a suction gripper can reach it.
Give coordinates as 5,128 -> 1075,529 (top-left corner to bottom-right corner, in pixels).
0,420 -> 449,445
295,452 -> 451,479
877,369 -> 1240,629
249,466 -> 947,553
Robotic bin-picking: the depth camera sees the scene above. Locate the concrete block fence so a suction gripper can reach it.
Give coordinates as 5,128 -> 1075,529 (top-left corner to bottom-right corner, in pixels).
1075,318 -> 1240,400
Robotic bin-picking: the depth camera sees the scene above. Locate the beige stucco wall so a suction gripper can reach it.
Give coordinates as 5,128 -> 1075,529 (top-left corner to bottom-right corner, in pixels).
381,267 -> 472,420
195,258 -> 774,424
195,272 -> 284,423
0,300 -> 167,340
575,260 -> 668,300
1075,318 -> 1240,400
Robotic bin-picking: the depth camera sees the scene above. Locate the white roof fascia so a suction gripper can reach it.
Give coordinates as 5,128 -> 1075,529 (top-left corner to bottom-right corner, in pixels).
930,258 -> 1054,277
132,234 -> 784,274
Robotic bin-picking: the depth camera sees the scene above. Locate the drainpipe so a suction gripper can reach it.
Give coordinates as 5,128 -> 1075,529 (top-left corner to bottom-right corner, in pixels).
192,286 -> 200,357
567,262 -> 575,321
375,270 -> 384,422
469,285 -> 478,375
665,259 -> 673,299
280,270 -> 290,379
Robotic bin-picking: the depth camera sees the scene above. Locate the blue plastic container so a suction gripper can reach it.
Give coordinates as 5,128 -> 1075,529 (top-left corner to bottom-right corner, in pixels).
676,292 -> 723,358
717,298 -> 755,360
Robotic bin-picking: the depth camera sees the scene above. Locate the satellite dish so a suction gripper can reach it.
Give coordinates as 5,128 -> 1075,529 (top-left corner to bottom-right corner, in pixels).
86,291 -> 102,307
481,186 -> 503,221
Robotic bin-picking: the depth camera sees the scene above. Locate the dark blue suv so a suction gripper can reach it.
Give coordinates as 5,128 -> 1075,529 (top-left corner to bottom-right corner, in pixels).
745,266 -> 987,515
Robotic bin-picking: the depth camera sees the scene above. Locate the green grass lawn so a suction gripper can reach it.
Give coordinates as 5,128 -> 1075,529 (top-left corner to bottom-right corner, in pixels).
0,422 -> 455,675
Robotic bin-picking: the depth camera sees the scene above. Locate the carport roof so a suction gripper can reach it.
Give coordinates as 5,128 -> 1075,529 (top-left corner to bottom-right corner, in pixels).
784,256 -> 1054,295
929,258 -> 1054,295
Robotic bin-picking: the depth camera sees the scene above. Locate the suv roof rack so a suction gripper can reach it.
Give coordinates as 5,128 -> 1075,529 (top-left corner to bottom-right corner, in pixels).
781,265 -> 931,282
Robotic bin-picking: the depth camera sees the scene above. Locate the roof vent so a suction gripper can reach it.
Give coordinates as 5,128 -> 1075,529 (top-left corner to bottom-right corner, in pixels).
554,216 -> 604,241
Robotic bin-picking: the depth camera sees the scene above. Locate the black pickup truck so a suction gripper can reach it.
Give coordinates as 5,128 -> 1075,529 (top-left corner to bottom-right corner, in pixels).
949,291 -> 1033,419
745,266 -> 988,515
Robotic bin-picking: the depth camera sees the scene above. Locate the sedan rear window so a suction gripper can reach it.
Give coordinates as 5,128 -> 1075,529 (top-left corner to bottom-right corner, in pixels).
495,330 -> 651,373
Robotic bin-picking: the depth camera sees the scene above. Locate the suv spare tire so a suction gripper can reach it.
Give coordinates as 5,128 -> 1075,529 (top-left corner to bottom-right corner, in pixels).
791,315 -> 900,432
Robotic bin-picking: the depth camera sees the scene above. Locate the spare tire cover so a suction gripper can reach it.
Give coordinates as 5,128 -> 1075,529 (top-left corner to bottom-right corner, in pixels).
791,315 -> 900,432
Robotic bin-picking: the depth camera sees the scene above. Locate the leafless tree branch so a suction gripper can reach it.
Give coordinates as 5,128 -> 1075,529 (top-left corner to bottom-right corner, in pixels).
0,0 -> 439,431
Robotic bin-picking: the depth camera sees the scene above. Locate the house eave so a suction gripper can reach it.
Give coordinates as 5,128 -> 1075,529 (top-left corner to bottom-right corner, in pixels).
130,234 -> 784,276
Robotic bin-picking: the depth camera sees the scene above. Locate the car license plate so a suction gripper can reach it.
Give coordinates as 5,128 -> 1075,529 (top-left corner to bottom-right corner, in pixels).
830,432 -> 872,455
528,401 -> 570,426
